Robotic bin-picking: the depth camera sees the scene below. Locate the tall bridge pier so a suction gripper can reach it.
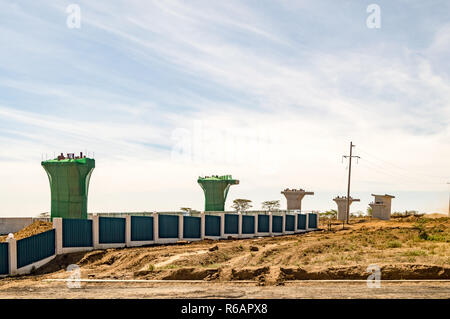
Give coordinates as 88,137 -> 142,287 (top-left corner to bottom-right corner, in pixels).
281,188 -> 314,211
42,152 -> 95,219
333,196 -> 360,220
198,175 -> 239,211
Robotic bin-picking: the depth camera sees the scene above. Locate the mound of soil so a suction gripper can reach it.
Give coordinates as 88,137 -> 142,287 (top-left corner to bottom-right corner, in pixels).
231,267 -> 270,280
34,252 -> 88,275
280,264 -> 450,280
162,268 -> 220,280
0,221 -> 53,242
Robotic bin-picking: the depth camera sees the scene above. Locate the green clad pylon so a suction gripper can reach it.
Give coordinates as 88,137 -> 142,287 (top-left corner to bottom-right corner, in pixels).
41,153 -> 95,220
197,175 -> 239,211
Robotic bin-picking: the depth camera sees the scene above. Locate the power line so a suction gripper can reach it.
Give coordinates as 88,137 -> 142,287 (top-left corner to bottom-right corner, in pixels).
358,147 -> 450,180
357,160 -> 433,186
359,158 -> 442,185
358,155 -> 445,185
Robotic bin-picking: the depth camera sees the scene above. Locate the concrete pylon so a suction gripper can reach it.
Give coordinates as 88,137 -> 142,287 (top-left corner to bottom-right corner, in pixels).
369,194 -> 395,220
197,175 -> 239,211
41,152 -> 95,220
281,188 -> 314,211
333,196 -> 360,221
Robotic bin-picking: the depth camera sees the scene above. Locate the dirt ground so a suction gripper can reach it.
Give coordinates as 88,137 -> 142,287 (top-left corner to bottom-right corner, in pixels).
0,221 -> 53,242
0,215 -> 448,298
0,281 -> 449,299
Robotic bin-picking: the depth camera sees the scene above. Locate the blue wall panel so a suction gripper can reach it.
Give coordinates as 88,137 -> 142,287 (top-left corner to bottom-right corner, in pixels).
205,215 -> 220,237
308,213 -> 317,229
17,229 -> 55,269
63,218 -> 92,247
183,216 -> 201,239
258,215 -> 269,233
0,243 -> 8,275
224,214 -> 238,234
285,215 -> 295,231
131,216 -> 154,241
272,215 -> 283,233
159,215 -> 179,238
242,215 -> 255,234
99,217 -> 125,244
297,214 -> 307,230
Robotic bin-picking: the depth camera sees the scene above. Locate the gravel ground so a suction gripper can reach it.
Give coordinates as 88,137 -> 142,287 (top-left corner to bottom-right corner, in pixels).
0,281 -> 449,299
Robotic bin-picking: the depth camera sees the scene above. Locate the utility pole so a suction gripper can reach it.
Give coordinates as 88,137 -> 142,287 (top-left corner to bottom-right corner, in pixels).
342,142 -> 360,224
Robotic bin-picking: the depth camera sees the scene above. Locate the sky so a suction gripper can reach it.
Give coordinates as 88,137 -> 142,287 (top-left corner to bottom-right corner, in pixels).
0,0 -> 449,217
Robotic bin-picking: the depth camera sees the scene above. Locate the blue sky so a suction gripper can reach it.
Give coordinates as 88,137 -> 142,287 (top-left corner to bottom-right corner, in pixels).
0,0 -> 449,216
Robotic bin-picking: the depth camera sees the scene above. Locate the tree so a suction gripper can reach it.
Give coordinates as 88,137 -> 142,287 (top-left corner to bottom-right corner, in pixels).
231,199 -> 252,212
367,206 -> 372,217
320,209 -> 337,231
262,200 -> 280,212
350,210 -> 364,218
320,209 -> 337,219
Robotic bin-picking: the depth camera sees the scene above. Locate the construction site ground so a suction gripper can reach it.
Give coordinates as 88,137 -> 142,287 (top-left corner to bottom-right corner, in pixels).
0,215 -> 448,298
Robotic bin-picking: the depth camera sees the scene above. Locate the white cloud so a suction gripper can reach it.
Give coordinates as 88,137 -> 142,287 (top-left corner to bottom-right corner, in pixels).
0,0 -> 449,216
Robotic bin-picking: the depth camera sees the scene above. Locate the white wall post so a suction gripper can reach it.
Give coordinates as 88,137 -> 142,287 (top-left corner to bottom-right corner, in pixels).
294,213 -> 299,233
52,217 -> 63,255
178,214 -> 184,240
253,214 -> 258,236
91,215 -> 100,249
269,212 -> 273,237
125,215 -> 131,247
152,212 -> 159,243
238,212 -> 242,238
200,212 -> 205,240
306,213 -> 310,231
6,236 -> 17,275
282,212 -> 286,234
220,214 -> 225,238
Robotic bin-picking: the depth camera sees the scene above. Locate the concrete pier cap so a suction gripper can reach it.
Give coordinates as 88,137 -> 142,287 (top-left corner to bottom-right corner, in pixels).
281,188 -> 314,211
333,196 -> 360,221
369,194 -> 395,220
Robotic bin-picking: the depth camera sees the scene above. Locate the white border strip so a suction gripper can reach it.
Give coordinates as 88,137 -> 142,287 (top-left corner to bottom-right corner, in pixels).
43,278 -> 257,283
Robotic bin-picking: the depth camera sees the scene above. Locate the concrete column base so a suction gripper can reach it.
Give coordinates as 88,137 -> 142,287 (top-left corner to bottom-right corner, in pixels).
220,214 -> 225,239
6,236 -> 17,275
238,212 -> 243,238
178,215 -> 184,241
52,217 -> 63,255
90,215 -> 100,249
268,212 -> 273,237
200,212 -> 205,240
125,215 -> 132,247
153,212 -> 159,243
